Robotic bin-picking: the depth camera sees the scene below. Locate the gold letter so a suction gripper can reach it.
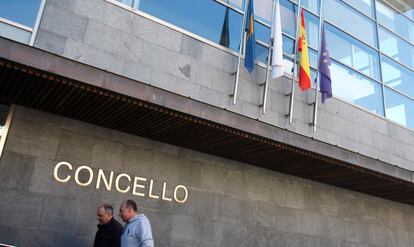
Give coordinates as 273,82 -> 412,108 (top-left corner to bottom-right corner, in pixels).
53,161 -> 72,183
132,176 -> 147,197
115,173 -> 131,193
74,165 -> 94,187
173,185 -> 188,204
161,182 -> 172,202
148,179 -> 159,199
96,169 -> 114,191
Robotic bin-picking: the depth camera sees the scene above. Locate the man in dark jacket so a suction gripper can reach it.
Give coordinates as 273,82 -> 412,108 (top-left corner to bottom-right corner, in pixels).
94,204 -> 123,247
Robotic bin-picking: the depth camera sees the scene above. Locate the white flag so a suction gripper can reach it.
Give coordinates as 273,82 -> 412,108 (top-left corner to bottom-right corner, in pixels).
271,0 -> 284,79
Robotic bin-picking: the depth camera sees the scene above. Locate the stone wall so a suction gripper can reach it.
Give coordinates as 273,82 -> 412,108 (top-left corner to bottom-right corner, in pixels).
1,106 -> 413,247
32,0 -> 414,172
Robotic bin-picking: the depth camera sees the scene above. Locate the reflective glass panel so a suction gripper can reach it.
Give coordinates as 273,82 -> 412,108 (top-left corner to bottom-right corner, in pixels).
283,35 -> 295,55
228,0 -> 244,10
280,0 -> 296,37
309,48 -> 318,69
378,27 -> 414,69
331,60 -> 384,115
381,55 -> 414,98
0,0 -> 41,28
116,0 -> 133,7
254,0 -> 273,24
256,43 -> 269,63
292,0 -> 320,14
379,0 -> 414,22
343,0 -> 374,17
304,10 -> 319,50
139,0 -> 243,51
255,21 -> 271,43
325,23 -> 380,80
384,88 -> 414,128
376,0 -> 414,44
324,0 -> 377,47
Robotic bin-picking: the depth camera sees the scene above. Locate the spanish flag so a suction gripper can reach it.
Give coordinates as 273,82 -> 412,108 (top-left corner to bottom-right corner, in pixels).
298,8 -> 311,91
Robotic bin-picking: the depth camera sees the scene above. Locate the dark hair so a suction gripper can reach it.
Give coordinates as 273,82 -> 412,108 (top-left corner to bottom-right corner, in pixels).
125,200 -> 137,212
102,204 -> 114,215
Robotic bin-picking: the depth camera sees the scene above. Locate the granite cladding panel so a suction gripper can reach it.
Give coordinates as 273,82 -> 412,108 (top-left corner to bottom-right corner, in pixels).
33,0 -> 414,171
0,106 -> 413,246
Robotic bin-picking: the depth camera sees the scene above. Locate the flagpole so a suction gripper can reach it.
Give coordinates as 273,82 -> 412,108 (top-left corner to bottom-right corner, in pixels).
286,0 -> 302,124
310,0 -> 324,132
260,0 -> 276,114
231,0 -> 250,105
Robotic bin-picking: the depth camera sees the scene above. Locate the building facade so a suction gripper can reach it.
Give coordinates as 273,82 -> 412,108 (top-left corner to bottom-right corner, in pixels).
0,0 -> 414,246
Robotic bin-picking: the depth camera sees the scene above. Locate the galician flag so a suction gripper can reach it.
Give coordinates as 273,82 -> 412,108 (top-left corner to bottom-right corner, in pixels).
298,8 -> 311,91
271,0 -> 284,79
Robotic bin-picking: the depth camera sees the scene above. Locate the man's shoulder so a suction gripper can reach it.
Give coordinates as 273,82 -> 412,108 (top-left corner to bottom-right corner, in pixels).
110,218 -> 123,232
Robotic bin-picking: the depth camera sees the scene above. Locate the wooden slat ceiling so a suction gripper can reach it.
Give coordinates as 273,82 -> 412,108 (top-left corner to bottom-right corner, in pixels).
1,58 -> 414,205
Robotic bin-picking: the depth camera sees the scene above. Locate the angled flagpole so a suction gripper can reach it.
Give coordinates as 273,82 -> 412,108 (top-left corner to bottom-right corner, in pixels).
231,0 -> 250,105
260,0 -> 276,114
286,0 -> 302,123
310,0 -> 325,132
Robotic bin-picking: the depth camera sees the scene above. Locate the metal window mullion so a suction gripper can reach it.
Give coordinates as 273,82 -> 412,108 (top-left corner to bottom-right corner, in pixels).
373,0 -> 387,118
29,0 -> 47,46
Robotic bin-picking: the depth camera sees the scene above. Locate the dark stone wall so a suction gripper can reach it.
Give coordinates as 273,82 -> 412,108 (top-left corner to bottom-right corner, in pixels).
1,106 -> 414,247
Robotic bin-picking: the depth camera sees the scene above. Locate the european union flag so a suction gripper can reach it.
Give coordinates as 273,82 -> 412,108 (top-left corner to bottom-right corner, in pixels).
244,0 -> 255,73
319,27 -> 332,103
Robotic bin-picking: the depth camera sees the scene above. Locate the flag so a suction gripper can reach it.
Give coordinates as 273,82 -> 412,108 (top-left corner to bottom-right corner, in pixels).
298,8 -> 311,90
244,0 -> 255,73
271,0 -> 283,79
220,7 -> 230,48
319,27 -> 332,103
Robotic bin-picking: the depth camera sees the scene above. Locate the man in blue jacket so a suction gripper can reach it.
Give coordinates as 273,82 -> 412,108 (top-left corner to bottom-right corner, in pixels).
119,200 -> 154,247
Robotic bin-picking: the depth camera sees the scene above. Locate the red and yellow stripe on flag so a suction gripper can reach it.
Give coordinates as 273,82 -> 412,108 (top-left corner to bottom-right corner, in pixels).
298,8 -> 311,91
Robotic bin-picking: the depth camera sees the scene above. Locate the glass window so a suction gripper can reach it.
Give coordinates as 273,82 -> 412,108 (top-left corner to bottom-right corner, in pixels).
256,43 -> 269,63
254,0 -> 273,24
376,0 -> 414,45
116,0 -> 133,7
283,35 -> 295,55
280,0 -> 296,37
378,27 -> 414,69
324,0 -> 377,47
325,23 -> 380,80
309,48 -> 318,69
292,0 -> 320,14
384,88 -> 414,128
381,55 -> 414,98
255,21 -> 270,44
0,0 -> 41,28
139,0 -> 243,51
304,10 -> 319,50
331,60 -> 384,115
343,0 -> 374,17
379,0 -> 414,22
